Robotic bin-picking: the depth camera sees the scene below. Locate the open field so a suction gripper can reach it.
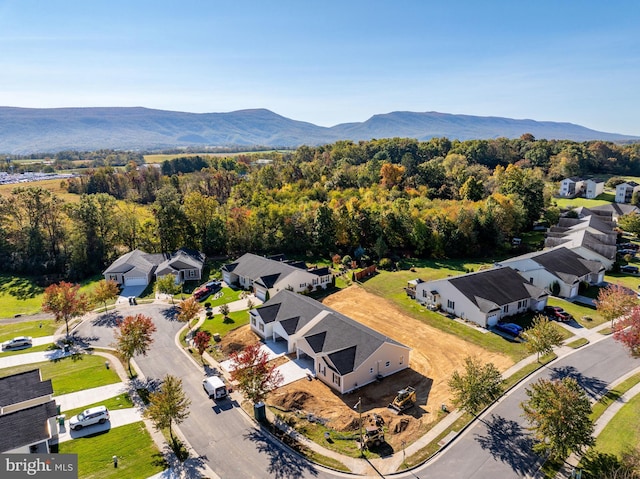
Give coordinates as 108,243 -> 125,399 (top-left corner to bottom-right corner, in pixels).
0,318 -> 57,341
0,177 -> 81,202
58,422 -> 165,479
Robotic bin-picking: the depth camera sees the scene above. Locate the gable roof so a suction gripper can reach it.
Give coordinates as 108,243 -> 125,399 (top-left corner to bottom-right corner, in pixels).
0,400 -> 57,453
590,203 -> 640,218
222,253 -> 310,285
103,249 -> 160,275
155,248 -> 205,276
448,267 -> 547,311
0,369 -> 53,409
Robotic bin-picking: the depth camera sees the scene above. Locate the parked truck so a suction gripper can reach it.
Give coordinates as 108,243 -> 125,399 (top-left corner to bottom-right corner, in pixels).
203,375 -> 228,400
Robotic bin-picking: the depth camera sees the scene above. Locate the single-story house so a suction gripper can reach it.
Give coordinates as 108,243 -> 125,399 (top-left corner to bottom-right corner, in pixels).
615,181 -> 640,204
496,246 -> 605,299
559,177 -> 584,198
154,248 -> 205,284
0,369 -> 59,453
103,248 -> 205,287
415,267 -> 548,328
585,178 -> 605,199
590,203 -> 640,222
249,290 -> 410,394
222,253 -> 333,301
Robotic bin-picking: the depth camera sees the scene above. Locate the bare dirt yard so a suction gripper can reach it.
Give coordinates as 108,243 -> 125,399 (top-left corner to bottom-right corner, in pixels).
220,285 -> 514,451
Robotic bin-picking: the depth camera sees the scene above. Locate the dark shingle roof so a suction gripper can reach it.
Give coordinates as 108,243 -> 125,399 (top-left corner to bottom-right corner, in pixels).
0,400 -> 57,452
221,253 -> 310,284
0,370 -> 53,408
533,248 -> 603,280
257,273 -> 281,288
449,267 -> 546,309
254,303 -> 281,324
279,316 -> 301,335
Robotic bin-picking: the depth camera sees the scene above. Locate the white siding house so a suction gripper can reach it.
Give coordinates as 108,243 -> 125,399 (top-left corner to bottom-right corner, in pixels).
415,267 -> 548,328
249,291 -> 410,394
559,177 -> 584,198
615,181 -> 640,204
585,179 -> 605,199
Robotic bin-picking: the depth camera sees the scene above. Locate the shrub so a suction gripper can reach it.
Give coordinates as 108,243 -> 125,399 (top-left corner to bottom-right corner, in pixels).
379,258 -> 394,270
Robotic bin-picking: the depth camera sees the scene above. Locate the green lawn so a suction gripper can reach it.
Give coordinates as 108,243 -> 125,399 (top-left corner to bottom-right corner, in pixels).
202,287 -> 244,307
0,353 -> 120,395
545,297 -> 606,328
198,309 -> 250,337
63,393 -> 135,418
0,275 -> 45,317
0,343 -> 58,357
0,318 -> 58,341
58,422 -> 166,479
593,387 -> 640,457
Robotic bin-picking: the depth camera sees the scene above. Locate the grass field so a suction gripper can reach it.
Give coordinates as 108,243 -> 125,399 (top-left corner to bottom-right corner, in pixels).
58,422 -> 165,479
198,309 -> 250,337
0,353 -> 120,395
0,178 -> 81,202
0,318 -> 58,341
593,387 -> 640,457
0,275 -> 47,316
63,393 -> 134,418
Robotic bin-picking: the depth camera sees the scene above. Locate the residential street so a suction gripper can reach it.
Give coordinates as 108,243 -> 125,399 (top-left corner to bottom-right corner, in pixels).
73,303 -> 640,479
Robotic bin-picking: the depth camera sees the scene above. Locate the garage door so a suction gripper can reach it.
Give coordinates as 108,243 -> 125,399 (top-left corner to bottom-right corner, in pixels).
125,277 -> 147,286
487,315 -> 499,327
255,288 -> 267,302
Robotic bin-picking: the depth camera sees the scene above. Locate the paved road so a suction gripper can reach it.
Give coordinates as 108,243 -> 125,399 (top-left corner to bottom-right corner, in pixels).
422,335 -> 640,479
75,303 -> 341,479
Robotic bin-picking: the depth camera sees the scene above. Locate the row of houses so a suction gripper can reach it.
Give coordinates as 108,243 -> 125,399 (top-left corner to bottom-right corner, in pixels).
414,206 -> 616,329
559,176 -> 640,204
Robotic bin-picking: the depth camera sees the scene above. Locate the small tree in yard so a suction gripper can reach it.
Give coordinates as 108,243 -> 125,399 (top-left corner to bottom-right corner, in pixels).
156,274 -> 180,304
230,343 -> 284,404
193,331 -> 212,365
218,303 -> 230,319
614,306 -> 640,357
448,356 -> 503,415
113,314 -> 157,375
42,281 -> 91,337
521,377 -> 594,460
93,279 -> 120,312
177,296 -> 202,324
144,374 -> 191,447
523,315 -> 564,362
596,283 -> 639,328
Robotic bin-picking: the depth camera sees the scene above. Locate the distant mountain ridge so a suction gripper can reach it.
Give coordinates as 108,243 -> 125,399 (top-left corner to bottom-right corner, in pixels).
0,106 -> 637,154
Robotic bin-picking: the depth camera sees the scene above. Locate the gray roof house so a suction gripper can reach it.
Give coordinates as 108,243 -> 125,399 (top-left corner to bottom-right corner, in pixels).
249,290 -> 410,394
104,248 -> 205,287
0,369 -> 59,453
590,203 -> 640,222
496,246 -> 605,299
222,253 -> 333,301
415,267 -> 548,328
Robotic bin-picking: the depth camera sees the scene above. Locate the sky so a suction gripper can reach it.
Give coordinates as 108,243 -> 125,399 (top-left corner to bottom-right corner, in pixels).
1,0 -> 639,135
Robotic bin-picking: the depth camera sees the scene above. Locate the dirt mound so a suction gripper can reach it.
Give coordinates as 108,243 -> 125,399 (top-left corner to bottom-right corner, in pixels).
272,390 -> 311,411
219,325 -> 260,356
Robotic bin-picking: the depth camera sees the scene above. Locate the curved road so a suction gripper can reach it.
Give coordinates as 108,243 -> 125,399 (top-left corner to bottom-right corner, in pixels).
75,304 -> 639,479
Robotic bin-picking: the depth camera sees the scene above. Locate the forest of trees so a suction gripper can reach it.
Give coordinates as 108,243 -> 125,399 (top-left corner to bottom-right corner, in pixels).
1,135 -> 639,280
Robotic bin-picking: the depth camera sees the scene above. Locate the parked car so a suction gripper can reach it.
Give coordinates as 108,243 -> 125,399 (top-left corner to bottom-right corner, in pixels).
69,405 -> 110,430
494,322 -> 523,337
193,281 -> 222,301
621,265 -> 640,274
544,306 -> 572,322
1,336 -> 33,350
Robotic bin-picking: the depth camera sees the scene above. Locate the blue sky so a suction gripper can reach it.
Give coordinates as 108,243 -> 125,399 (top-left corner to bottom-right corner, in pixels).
1,0 -> 639,135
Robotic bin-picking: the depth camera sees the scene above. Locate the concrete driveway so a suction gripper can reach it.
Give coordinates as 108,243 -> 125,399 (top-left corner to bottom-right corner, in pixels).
116,285 -> 148,304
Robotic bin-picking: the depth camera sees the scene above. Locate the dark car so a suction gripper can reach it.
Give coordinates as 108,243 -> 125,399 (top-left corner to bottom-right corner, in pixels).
193,281 -> 222,301
543,305 -> 572,322
621,265 -> 640,274
494,322 -> 523,337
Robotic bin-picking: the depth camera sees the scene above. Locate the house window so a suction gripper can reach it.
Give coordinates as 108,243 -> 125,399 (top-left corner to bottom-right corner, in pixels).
447,299 -> 455,310
529,277 -> 534,284
318,365 -> 326,376
503,305 -> 509,313
422,290 -> 427,298
385,361 -> 390,368
300,283 -> 306,288
259,324 -> 264,332
313,278 -> 318,285
332,373 -> 341,386
251,317 -> 256,326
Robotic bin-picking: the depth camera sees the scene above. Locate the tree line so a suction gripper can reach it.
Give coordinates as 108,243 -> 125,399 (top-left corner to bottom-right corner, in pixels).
0,135 -> 638,279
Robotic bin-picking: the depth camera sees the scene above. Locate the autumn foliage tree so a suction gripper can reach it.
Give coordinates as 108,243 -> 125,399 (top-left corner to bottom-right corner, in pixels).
144,374 -> 191,443
193,331 -> 212,365
448,356 -> 503,415
113,314 -> 157,375
523,315 -> 564,362
229,343 -> 284,404
42,281 -> 91,337
596,283 -> 639,327
177,296 -> 202,324
93,279 -> 120,312
156,274 -> 180,304
613,307 -> 640,357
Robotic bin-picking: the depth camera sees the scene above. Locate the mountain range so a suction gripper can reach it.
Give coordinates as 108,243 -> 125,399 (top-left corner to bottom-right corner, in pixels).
0,106 -> 637,154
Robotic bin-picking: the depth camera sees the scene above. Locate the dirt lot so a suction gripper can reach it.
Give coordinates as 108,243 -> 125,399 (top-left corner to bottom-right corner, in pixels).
222,285 -> 514,450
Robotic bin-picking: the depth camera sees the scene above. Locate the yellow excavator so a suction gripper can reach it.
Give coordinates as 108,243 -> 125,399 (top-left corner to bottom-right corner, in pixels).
388,386 -> 416,414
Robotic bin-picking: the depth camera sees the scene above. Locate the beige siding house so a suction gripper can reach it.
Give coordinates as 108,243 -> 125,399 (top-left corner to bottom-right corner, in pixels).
249,290 -> 410,394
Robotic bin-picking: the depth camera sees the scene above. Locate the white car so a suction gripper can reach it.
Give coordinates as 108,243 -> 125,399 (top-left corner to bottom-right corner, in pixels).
1,336 -> 33,350
69,405 -> 110,430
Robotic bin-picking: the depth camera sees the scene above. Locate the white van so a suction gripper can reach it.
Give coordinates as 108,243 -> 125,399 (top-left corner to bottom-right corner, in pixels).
203,376 -> 228,399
